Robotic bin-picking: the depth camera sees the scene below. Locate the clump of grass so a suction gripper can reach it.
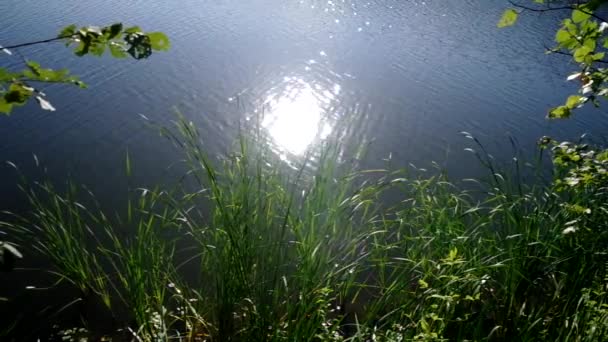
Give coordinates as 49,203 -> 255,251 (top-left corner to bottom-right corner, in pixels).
4,114 -> 608,341
6,179 -> 112,307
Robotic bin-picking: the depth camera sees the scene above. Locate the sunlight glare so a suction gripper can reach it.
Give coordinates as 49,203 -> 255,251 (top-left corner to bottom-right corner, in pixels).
262,78 -> 335,155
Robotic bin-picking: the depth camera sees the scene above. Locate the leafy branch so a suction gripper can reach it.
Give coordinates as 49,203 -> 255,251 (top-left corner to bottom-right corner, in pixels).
0,23 -> 170,114
500,1 -> 608,213
499,0 -> 608,118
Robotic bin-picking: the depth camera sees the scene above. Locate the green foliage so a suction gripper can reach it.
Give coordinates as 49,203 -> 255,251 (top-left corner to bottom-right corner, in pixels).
498,9 -> 519,28
63,23 -> 169,59
500,2 -> 608,118
539,136 -> 608,194
6,116 -> 608,340
0,23 -> 169,115
503,1 -> 608,239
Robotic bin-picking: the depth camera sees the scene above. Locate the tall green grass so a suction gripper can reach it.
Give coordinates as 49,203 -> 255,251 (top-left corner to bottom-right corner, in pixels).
4,115 -> 608,341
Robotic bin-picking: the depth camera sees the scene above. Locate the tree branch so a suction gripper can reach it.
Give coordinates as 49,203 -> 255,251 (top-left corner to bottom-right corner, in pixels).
543,44 -> 608,64
16,78 -> 77,84
0,35 -> 74,51
508,0 -> 608,23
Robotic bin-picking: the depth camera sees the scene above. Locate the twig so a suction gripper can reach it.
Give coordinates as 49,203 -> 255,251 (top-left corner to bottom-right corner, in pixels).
0,35 -> 74,51
544,44 -> 608,64
508,0 -> 608,23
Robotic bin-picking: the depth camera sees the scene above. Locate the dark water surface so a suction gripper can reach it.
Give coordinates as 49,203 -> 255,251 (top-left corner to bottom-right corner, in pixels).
0,0 -> 607,209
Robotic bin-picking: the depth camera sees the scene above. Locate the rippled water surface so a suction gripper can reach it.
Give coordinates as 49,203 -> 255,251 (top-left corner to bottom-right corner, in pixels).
1,0 -> 608,206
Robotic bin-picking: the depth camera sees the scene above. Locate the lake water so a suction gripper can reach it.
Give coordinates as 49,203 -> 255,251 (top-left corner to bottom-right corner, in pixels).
3,0 -> 608,337
1,0 -> 608,208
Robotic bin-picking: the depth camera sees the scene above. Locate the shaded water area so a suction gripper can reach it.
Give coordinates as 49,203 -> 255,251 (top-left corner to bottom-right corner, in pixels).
2,0 -> 608,338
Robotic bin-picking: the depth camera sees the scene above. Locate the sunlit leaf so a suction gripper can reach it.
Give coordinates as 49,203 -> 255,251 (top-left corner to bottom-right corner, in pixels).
147,32 -> 170,51
59,24 -> 77,38
549,105 -> 571,119
420,318 -> 430,333
0,98 -> 13,114
555,29 -> 571,44
572,8 -> 591,23
566,95 -> 583,109
574,46 -> 593,63
498,9 -> 518,28
24,61 -> 73,82
567,72 -> 581,81
124,26 -> 142,34
0,68 -> 17,82
26,61 -> 41,76
583,39 -> 596,51
592,52 -> 605,61
0,44 -> 12,56
109,43 -> 127,58
35,96 -> 56,111
86,26 -> 103,36
563,19 -> 577,32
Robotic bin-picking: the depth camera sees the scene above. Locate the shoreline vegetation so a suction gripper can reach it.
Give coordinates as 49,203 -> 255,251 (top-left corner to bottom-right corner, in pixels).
3,1 -> 608,340
2,114 -> 608,341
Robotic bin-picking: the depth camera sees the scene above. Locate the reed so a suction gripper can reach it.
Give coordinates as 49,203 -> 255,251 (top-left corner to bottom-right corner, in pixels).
5,115 -> 608,341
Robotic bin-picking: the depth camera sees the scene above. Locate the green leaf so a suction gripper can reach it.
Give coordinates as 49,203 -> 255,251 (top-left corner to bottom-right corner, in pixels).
574,46 -> 593,63
4,83 -> 33,105
59,24 -> 77,38
26,61 -> 41,76
109,43 -> 127,58
86,26 -> 103,36
124,26 -> 142,34
25,62 -> 72,82
420,318 -> 430,333
583,39 -> 596,51
147,32 -> 170,51
566,95 -> 583,109
555,29 -> 571,43
581,19 -> 599,33
549,105 -> 572,119
592,52 -> 605,61
74,37 -> 92,56
0,98 -> 13,114
572,8 -> 591,23
89,43 -> 106,56
447,247 -> 458,261
124,33 -> 153,59
0,68 -> 17,82
103,23 -> 123,40
73,80 -> 88,89
563,19 -> 577,32
498,9 -> 518,28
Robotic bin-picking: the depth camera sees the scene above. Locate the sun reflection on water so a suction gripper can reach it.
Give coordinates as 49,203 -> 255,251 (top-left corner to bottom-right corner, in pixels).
261,77 -> 339,156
